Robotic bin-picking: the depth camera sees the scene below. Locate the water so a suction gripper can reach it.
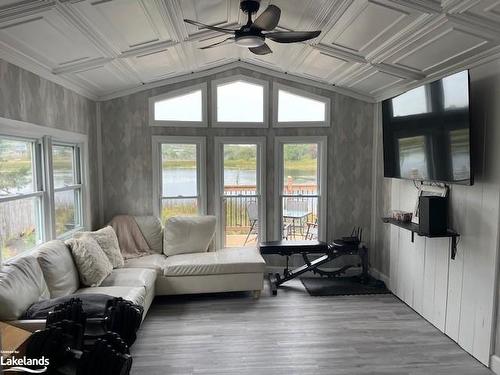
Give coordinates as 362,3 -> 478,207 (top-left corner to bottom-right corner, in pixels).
163,168 -> 316,196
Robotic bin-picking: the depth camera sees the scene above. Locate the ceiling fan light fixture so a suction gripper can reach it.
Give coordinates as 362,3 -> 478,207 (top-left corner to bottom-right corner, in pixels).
235,35 -> 265,48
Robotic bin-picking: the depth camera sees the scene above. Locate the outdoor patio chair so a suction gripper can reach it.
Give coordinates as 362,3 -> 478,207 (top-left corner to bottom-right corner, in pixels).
244,202 -> 259,245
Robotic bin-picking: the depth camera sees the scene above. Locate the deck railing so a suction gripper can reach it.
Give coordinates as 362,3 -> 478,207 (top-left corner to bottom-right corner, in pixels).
222,184 -> 317,230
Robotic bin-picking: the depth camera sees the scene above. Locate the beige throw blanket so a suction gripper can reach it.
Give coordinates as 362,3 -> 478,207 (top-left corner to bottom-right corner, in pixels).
108,215 -> 151,259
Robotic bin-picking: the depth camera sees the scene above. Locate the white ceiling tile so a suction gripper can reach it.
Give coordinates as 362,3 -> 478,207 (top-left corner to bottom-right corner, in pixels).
0,9 -> 102,67
269,0 -> 330,30
126,48 -> 183,83
392,27 -> 489,72
296,49 -> 349,81
321,0 -> 430,58
71,0 -> 172,53
71,63 -> 138,95
348,69 -> 405,94
180,0 -> 236,36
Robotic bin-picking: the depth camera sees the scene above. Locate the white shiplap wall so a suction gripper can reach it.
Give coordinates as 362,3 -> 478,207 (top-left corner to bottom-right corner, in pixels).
379,58 -> 500,366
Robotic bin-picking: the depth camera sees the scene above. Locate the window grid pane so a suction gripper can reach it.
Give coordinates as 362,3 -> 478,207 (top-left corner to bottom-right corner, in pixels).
278,90 -> 326,122
161,144 -> 198,197
160,142 -> 201,223
54,189 -> 80,237
0,138 -> 36,196
154,90 -> 202,122
52,144 -> 82,237
52,144 -> 75,188
217,81 -> 264,123
0,197 -> 42,262
282,143 -> 318,195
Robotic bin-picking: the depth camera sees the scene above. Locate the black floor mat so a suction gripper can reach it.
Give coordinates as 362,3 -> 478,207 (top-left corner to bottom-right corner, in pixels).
300,275 -> 391,296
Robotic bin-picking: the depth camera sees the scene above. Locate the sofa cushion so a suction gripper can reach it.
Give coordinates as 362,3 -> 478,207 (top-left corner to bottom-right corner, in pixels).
123,254 -> 166,275
163,216 -> 216,256
75,226 -> 124,268
0,256 -> 50,320
101,268 -> 156,290
163,247 -> 266,277
66,235 -> 113,287
35,240 -> 80,298
134,216 -> 163,254
75,286 -> 146,307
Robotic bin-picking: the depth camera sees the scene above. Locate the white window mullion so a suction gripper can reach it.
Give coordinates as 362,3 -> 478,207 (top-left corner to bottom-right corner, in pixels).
42,136 -> 56,240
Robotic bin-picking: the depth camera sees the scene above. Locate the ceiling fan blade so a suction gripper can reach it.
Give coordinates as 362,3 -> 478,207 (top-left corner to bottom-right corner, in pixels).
265,30 -> 321,43
183,19 -> 235,34
251,5 -> 281,31
200,37 -> 235,49
249,43 -> 272,55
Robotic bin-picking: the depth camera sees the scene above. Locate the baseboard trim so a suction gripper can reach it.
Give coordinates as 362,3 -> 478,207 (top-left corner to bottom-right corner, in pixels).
490,355 -> 500,373
369,267 -> 390,287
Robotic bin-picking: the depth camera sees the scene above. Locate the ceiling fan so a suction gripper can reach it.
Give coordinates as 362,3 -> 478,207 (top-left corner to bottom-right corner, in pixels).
183,0 -> 321,55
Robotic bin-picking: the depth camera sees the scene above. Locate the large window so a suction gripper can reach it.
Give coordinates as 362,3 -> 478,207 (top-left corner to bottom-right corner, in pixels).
149,83 -> 208,127
215,137 -> 265,248
152,136 -> 206,223
212,75 -> 269,128
275,137 -> 327,241
0,138 -> 43,261
0,124 -> 88,263
273,83 -> 330,128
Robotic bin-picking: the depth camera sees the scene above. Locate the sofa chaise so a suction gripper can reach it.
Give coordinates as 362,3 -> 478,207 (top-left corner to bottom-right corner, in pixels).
0,215 -> 266,331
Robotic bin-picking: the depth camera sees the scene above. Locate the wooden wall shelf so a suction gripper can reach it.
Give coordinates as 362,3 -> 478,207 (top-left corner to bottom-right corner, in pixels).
381,217 -> 460,259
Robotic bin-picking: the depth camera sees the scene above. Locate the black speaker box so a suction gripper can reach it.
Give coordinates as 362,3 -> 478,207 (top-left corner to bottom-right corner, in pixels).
419,196 -> 448,236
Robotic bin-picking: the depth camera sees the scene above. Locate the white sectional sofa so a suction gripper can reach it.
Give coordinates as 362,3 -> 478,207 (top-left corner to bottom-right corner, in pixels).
0,215 -> 266,331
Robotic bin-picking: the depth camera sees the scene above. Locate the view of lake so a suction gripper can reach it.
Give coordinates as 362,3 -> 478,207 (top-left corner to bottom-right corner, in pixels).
162,168 -> 317,196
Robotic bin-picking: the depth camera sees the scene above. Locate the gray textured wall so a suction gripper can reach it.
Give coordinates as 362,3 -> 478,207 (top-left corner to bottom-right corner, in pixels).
0,59 -> 99,228
100,67 -> 375,251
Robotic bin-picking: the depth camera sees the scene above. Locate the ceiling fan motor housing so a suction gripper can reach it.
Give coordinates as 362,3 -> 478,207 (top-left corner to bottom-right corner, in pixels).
240,0 -> 260,14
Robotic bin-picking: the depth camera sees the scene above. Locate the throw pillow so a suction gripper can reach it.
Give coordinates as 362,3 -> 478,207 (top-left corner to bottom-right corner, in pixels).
66,235 -> 113,287
163,216 -> 216,256
75,226 -> 124,268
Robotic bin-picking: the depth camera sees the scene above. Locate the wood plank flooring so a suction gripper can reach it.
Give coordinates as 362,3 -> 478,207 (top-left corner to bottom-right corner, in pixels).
131,280 -> 492,375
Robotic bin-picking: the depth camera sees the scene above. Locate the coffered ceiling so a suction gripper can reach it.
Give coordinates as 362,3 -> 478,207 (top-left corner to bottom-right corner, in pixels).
1,0 -> 500,102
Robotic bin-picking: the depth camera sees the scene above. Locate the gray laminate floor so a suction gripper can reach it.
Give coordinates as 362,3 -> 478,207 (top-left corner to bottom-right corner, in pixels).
131,279 -> 492,375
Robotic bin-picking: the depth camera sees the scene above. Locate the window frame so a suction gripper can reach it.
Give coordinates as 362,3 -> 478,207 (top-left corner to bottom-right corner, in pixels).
211,75 -> 269,128
0,117 -> 90,262
151,136 -> 207,220
148,83 -> 208,128
274,136 -> 327,241
272,83 -> 331,128
214,136 -> 266,249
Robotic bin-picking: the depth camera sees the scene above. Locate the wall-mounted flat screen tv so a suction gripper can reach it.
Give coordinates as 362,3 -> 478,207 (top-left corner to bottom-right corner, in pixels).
382,70 -> 472,185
